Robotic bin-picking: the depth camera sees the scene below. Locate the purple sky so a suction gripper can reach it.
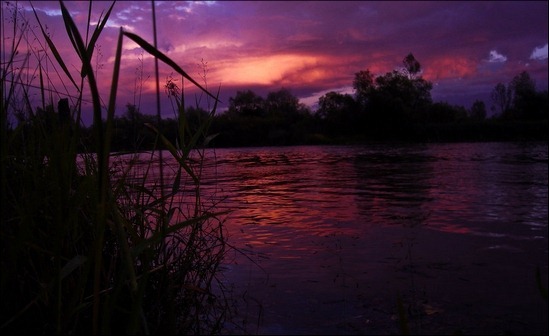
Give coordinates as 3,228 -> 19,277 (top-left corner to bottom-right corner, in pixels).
4,1 -> 548,125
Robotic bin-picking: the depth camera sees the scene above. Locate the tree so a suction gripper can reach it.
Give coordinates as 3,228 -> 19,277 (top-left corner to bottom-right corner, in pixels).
352,54 -> 432,124
217,88 -> 313,146
510,71 -> 536,101
264,88 -> 306,119
425,102 -> 467,123
124,103 -> 142,123
317,92 -> 354,118
112,103 -> 156,151
509,71 -> 538,119
185,106 -> 210,132
374,70 -> 432,109
316,91 -> 359,134
470,100 -> 486,121
402,53 -> 421,79
493,71 -> 546,120
352,69 -> 375,109
490,82 -> 512,116
227,90 -> 264,117
358,70 -> 432,123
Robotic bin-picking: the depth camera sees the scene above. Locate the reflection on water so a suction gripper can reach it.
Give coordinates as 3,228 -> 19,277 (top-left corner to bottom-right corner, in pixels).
132,143 -> 548,334
198,142 -> 547,240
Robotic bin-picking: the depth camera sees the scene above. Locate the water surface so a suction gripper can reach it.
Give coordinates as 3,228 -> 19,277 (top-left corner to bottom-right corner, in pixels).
160,143 -> 549,334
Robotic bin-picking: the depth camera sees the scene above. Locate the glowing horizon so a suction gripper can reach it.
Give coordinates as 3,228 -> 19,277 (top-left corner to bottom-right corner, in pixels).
3,1 -> 547,125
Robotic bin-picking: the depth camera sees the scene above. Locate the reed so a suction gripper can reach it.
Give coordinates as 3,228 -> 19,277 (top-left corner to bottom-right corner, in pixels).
1,1 -> 230,334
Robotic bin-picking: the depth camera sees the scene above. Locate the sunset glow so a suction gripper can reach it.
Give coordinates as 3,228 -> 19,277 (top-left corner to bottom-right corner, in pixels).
216,54 -> 324,86
3,1 -> 547,125
423,56 -> 478,81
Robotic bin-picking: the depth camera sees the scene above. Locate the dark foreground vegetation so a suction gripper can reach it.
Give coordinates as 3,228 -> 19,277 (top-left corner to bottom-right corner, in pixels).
2,2 -> 231,334
1,1 -> 547,335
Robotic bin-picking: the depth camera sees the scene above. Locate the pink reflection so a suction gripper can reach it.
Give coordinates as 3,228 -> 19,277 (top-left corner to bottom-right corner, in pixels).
105,144 -> 547,335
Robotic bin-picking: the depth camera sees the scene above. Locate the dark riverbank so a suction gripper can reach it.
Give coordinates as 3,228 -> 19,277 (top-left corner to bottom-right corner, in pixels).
208,119 -> 549,148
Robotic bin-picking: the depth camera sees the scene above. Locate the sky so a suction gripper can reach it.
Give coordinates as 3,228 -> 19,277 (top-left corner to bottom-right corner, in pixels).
3,1 -> 548,125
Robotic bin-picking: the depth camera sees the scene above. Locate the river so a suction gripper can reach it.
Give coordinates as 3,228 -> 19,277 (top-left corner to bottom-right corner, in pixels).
125,142 -> 549,335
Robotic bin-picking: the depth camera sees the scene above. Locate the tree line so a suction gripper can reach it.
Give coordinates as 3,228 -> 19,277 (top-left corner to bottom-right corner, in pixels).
12,53 -> 548,150
209,53 -> 547,146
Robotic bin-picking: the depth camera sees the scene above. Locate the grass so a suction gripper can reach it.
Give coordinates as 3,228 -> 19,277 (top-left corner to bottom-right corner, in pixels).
1,1 -> 231,334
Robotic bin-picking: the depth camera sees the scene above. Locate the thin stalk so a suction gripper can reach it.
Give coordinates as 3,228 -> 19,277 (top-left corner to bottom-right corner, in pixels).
151,1 -> 167,258
56,2 -> 107,333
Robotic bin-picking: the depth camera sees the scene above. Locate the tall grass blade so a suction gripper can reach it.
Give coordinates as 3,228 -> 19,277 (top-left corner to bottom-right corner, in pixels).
130,211 -> 229,258
60,255 -> 88,280
82,1 -> 116,77
123,31 -> 219,102
105,27 -> 124,158
56,0 -> 103,160
60,3 -> 86,69
58,2 -> 110,333
30,3 -> 79,91
144,122 -> 199,184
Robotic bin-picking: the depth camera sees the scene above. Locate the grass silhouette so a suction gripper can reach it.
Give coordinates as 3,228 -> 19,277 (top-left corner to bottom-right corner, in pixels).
1,1 -> 231,334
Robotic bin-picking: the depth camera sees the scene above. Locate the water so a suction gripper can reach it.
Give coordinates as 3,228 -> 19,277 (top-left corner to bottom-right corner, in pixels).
131,142 -> 549,334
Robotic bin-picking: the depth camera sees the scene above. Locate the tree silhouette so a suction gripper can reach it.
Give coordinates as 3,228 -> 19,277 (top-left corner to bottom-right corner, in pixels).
353,55 -> 432,124
265,88 -> 309,121
317,91 -> 359,134
492,71 -> 548,120
402,53 -> 421,79
352,69 -> 375,109
470,100 -> 486,121
228,90 -> 264,117
491,82 -> 512,117
509,71 -> 538,119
